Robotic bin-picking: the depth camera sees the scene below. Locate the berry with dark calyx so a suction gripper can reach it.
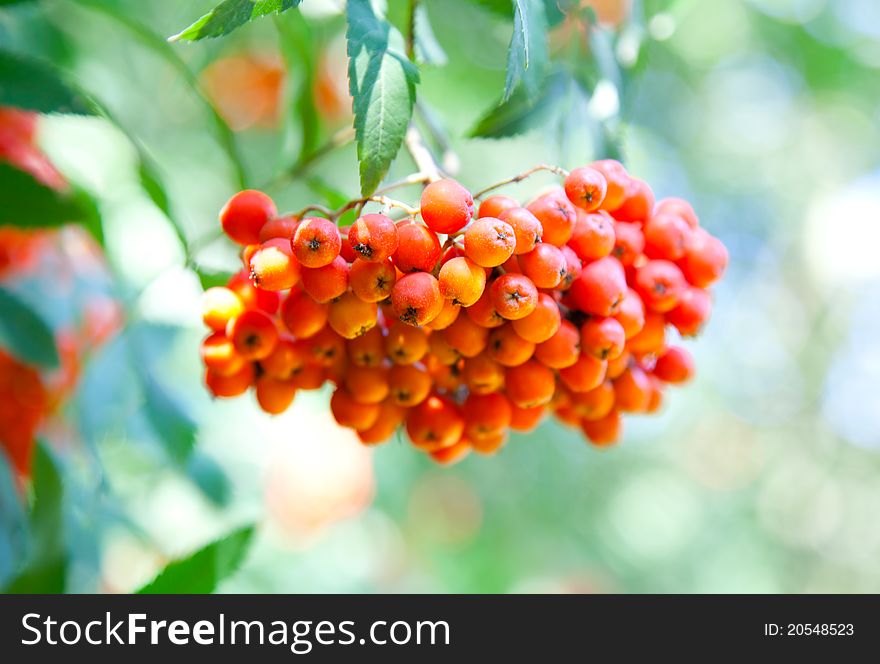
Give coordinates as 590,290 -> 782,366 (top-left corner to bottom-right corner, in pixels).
348,213 -> 399,262
420,179 -> 474,234
564,167 -> 607,211
390,272 -> 444,327
292,217 -> 342,268
248,238 -> 301,291
393,221 -> 442,273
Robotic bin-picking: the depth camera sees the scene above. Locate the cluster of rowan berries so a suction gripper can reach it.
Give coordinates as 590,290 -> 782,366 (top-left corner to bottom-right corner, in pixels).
200,159 -> 727,463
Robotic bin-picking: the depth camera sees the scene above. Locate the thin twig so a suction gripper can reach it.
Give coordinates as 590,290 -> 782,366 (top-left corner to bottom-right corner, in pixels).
294,195 -> 419,222
472,164 -> 570,200
404,125 -> 443,183
374,171 -> 432,195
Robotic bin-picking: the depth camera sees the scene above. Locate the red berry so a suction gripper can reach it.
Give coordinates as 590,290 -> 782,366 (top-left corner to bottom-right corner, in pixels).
220,190 -> 277,245
420,179 -> 474,234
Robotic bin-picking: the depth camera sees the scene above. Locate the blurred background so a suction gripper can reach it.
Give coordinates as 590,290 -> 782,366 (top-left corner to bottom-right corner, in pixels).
2,0 -> 880,593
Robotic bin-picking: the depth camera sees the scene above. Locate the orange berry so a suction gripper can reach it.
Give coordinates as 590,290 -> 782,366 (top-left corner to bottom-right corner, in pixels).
611,221 -> 645,267
343,364 -> 390,404
559,353 -> 607,393
580,409 -> 622,446
478,194 -> 518,220
248,238 -> 301,291
614,178 -> 655,223
511,292 -> 561,343
666,286 -> 711,337
406,394 -> 465,451
627,312 -> 665,356
349,257 -> 396,303
568,256 -> 627,316
634,259 -> 687,313
461,352 -> 505,394
200,333 -> 245,376
327,291 -> 378,339
580,317 -> 626,360
220,190 -> 276,245
420,179 -> 474,234
498,207 -> 543,254
653,346 -> 695,384
534,320 -> 580,369
527,189 -> 576,246
680,228 -> 728,288
644,212 -> 692,261
519,243 -> 565,289
591,159 -> 628,212
464,288 -> 505,328
564,166 -> 607,211
255,376 -> 297,414
348,213 -> 399,262
571,380 -> 615,421
301,255 -> 349,303
490,273 -> 538,320
425,355 -> 463,391
559,245 -> 582,290
292,217 -> 341,268
438,256 -> 486,306
605,350 -> 630,380
654,197 -> 699,229
462,392 -> 512,441
463,218 -> 516,267
227,309 -> 279,360
613,365 -> 652,412
488,324 -> 535,367
509,403 -> 545,432
260,335 -> 308,380
613,288 -> 645,339
304,325 -> 345,366
205,362 -> 255,398
280,289 -> 329,338
390,272 -> 444,326
258,214 -> 299,242
384,321 -> 429,364
505,360 -> 556,408
388,363 -> 432,407
338,227 -> 359,262
429,437 -> 471,465
357,399 -> 406,445
569,209 -> 615,261
442,314 -> 489,358
201,286 -> 245,332
330,387 -> 381,431
393,221 -> 441,273
423,299 -> 461,330
227,270 -> 280,314
346,325 -> 386,367
289,364 -> 326,390
469,429 -> 508,454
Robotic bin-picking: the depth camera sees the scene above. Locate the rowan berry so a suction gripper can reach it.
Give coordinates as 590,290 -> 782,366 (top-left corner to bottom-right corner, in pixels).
564,167 -> 607,211
627,312 -> 665,356
497,207 -> 543,254
248,238 -> 301,291
419,179 -> 476,234
330,387 -> 381,431
655,197 -> 699,229
534,320 -> 580,369
291,217 -> 341,268
406,394 -> 465,451
461,352 -> 505,394
591,159 -> 628,212
357,400 -> 406,445
200,332 -> 245,376
569,209 -> 615,261
463,218 -> 516,267
327,291 -> 378,339
613,288 -> 646,339
680,228 -> 728,288
429,438 -> 471,465
571,380 -> 615,421
280,289 -> 328,338
464,288 -> 505,328
580,316 -> 626,360
227,309 -> 279,360
614,178 -> 655,223
442,313 -> 490,358
510,292 -> 561,343
613,365 -> 653,412
568,256 -> 627,316
348,213 -> 399,262
519,243 -> 565,289
508,403 -> 545,432
558,245 -> 582,289
391,272 -> 444,326
301,255 -> 349,303
634,259 -> 687,313
558,353 -> 607,393
580,410 -> 622,447
384,321 -> 429,364
438,256 -> 486,306
202,286 -> 245,332
612,221 -> 645,266
338,227 -> 359,262
255,376 -> 297,415
393,221 -> 441,273
388,363 -> 432,407
488,324 -> 536,367
304,326 -> 345,366
527,189 -> 576,246
424,355 -> 463,391
643,212 -> 691,261
423,299 -> 461,330
666,286 -> 711,337
260,335 -> 308,380
490,273 -> 539,320
427,331 -> 461,365
505,360 -> 556,408
462,392 -> 512,441
346,325 -> 385,367
605,350 -> 630,380
289,363 -> 326,390
205,362 -> 255,398
469,429 -> 508,454
653,346 -> 695,384
259,215 -> 299,242
343,364 -> 390,404
227,270 -> 280,314
220,190 -> 277,245
478,194 -> 518,220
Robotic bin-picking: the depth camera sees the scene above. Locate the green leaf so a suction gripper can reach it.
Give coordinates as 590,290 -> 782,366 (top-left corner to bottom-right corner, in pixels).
504,0 -> 549,102
414,5 -> 447,66
470,69 -> 567,138
5,443 -> 66,593
136,526 -> 255,594
170,0 -> 302,42
0,49 -> 95,114
0,451 -> 28,589
141,373 -> 197,465
186,454 -> 231,507
0,163 -> 102,241
197,268 -> 236,291
347,0 -> 420,196
0,287 -> 59,368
